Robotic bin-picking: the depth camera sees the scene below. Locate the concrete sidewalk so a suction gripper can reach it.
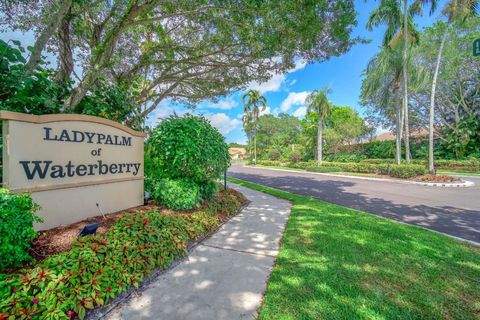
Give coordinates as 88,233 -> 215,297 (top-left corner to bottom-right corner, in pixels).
105,184 -> 292,320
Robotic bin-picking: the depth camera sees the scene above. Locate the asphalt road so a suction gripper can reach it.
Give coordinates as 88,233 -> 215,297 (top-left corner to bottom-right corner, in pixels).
228,163 -> 480,244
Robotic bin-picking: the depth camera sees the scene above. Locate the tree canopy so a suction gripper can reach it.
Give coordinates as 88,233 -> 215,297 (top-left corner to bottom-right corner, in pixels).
1,0 -> 359,122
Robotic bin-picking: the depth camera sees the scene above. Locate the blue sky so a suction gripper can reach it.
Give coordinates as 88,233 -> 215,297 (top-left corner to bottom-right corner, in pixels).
1,0 -> 448,144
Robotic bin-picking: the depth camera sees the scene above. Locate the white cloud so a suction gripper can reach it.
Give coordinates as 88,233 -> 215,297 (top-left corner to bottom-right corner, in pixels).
280,91 -> 310,112
293,106 -> 307,118
206,113 -> 241,135
291,59 -> 307,72
203,98 -> 237,110
247,59 -> 307,94
260,106 -> 271,116
248,73 -> 285,94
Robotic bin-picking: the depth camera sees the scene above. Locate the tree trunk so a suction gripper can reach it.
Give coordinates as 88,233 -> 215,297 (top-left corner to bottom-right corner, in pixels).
55,13 -> 73,83
428,25 -> 449,174
317,118 -> 323,166
402,0 -> 411,165
395,96 -> 402,165
254,133 -> 257,165
24,0 -> 73,76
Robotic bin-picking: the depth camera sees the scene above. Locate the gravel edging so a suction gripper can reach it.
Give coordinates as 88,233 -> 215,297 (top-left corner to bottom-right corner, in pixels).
85,199 -> 251,320
244,165 -> 476,188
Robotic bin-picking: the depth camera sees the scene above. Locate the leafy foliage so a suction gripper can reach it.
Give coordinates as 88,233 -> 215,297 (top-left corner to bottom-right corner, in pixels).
255,160 -> 427,178
0,188 -> 42,270
148,114 -> 230,184
0,188 -> 246,319
1,0 -> 359,113
151,178 -> 201,210
0,39 -> 68,114
438,114 -> 480,159
200,180 -> 219,202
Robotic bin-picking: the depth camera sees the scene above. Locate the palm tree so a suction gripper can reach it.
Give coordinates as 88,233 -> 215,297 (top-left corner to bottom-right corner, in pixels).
306,88 -> 332,166
242,89 -> 266,164
426,0 -> 477,173
367,0 -> 433,164
402,0 -> 437,164
241,111 -> 254,161
362,45 -> 404,164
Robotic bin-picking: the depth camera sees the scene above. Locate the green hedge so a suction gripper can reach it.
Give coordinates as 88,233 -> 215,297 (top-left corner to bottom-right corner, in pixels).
0,188 -> 245,319
0,188 -> 42,270
151,178 -> 201,210
255,160 -> 426,178
361,158 -> 480,172
306,166 -> 342,173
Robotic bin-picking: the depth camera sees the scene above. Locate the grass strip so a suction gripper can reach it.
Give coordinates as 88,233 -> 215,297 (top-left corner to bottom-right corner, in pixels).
228,177 -> 480,320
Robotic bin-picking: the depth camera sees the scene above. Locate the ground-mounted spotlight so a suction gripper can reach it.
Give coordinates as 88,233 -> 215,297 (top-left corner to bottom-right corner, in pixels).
144,191 -> 152,205
79,223 -> 100,237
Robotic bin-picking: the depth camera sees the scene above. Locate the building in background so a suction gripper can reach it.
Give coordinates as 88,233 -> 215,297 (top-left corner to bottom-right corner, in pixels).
229,147 -> 246,160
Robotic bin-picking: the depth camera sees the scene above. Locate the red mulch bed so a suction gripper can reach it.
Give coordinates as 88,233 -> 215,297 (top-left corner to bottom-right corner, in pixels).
413,174 -> 460,183
29,188 -> 247,264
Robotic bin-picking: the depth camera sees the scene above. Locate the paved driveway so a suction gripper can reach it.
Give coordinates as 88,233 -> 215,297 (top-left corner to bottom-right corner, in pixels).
228,164 -> 480,244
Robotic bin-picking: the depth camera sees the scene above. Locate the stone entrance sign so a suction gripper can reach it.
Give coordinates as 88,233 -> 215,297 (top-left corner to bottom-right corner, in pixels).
1,111 -> 146,230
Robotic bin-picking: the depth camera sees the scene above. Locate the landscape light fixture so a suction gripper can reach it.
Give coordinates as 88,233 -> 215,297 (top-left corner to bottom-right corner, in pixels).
79,223 -> 100,237
144,191 -> 152,205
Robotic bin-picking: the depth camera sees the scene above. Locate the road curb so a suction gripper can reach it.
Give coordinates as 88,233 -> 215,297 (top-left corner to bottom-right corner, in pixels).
244,165 -> 476,188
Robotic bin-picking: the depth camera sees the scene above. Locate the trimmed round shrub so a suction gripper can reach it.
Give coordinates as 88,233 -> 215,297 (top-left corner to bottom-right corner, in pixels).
0,188 -> 42,270
152,178 -> 201,210
147,114 -> 230,183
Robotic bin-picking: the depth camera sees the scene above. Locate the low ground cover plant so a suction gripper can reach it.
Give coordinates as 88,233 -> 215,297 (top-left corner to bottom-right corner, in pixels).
0,188 -> 246,319
229,178 -> 480,320
0,188 -> 42,270
413,174 -> 460,183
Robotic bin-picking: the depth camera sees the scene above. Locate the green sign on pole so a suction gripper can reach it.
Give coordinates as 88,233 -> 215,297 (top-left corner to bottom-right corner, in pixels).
474,38 -> 480,57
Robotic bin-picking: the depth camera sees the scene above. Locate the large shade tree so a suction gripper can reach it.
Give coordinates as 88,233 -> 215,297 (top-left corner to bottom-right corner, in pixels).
412,16 -> 480,159
1,0 -> 359,121
424,0 -> 478,173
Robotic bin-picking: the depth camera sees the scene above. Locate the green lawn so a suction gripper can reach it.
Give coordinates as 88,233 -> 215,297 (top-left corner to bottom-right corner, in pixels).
438,170 -> 480,177
249,164 -> 389,178
249,164 -> 480,178
228,177 -> 480,320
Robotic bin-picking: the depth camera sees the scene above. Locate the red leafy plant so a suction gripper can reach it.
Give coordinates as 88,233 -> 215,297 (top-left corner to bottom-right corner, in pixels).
0,188 -> 246,319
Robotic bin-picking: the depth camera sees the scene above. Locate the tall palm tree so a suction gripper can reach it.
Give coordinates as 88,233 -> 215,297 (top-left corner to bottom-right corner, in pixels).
368,0 -> 415,164
367,0 -> 433,164
362,45 -> 404,164
402,0 -> 437,164
306,88 -> 332,166
426,0 -> 477,173
361,42 -> 427,164
242,89 -> 266,164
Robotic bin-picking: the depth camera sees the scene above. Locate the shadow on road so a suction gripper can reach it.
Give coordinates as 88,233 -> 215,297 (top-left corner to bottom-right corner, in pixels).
229,171 -> 480,243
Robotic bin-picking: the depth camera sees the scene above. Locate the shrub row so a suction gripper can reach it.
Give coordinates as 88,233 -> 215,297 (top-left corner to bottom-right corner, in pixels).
361,158 -> 480,172
254,160 -> 427,179
0,188 -> 246,319
0,189 -> 42,270
305,166 -> 342,173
